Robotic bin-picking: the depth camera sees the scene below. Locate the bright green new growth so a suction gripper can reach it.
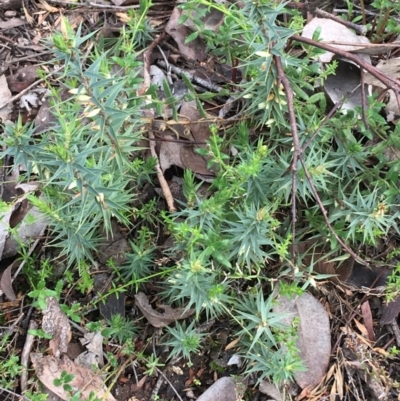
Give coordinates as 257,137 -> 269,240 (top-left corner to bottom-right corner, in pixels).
164,321 -> 205,364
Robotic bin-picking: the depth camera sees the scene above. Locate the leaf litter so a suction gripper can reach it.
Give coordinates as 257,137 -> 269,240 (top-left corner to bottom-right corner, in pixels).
0,0 -> 400,400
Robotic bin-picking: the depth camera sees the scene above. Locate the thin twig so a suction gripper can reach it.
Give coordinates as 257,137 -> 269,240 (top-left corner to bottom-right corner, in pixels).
275,51 -> 369,266
102,354 -> 136,401
45,0 -> 134,7
274,55 -> 301,264
332,267 -> 388,353
286,3 -> 367,34
137,32 -> 166,96
390,320 -> 400,347
302,84 -> 361,152
0,51 -> 53,74
334,8 -> 400,23
292,34 -> 400,109
360,69 -> 369,131
20,320 -> 37,393
0,78 -> 45,109
138,34 -> 176,211
313,8 -> 367,35
153,132 -> 207,145
300,157 -> 367,265
156,60 -> 226,93
157,45 -> 172,85
0,34 -> 18,45
149,131 -> 176,212
150,374 -> 165,401
0,387 -> 21,398
155,367 -> 184,401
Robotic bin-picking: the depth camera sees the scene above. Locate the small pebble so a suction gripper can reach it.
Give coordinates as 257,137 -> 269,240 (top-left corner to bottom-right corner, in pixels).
196,376 -> 247,401
186,390 -> 197,399
5,10 -> 17,17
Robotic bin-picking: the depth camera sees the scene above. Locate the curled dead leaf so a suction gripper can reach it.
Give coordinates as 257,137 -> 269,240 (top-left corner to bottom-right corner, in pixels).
0,263 -> 16,301
134,292 -> 195,328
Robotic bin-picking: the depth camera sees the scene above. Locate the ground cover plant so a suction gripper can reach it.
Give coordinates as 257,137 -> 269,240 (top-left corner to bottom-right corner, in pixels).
0,0 -> 400,400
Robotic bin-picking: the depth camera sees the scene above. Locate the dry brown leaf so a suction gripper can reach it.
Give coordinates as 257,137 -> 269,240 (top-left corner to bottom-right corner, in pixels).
165,7 -> 207,62
114,12 -> 131,23
134,292 -> 195,328
182,2 -> 225,33
0,202 -> 15,259
180,146 -> 214,176
353,318 -> 369,338
0,17 -> 26,30
3,202 -> 49,259
364,57 -> 400,119
273,292 -> 331,389
301,18 -> 371,64
79,331 -> 104,367
6,65 -> 39,93
179,101 -> 211,142
0,263 -> 16,301
42,297 -> 71,357
225,337 -> 240,351
196,376 -> 247,401
37,0 -> 58,12
335,364 -> 344,399
159,135 -> 185,172
0,74 -> 13,117
31,354 -> 116,401
259,380 -> 282,401
380,295 -> 400,325
361,301 -> 375,342
178,101 -> 216,176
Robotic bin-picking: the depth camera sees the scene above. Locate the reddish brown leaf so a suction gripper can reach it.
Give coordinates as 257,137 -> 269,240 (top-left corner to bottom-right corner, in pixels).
361,300 -> 375,342
134,292 -> 195,328
6,65 -> 39,92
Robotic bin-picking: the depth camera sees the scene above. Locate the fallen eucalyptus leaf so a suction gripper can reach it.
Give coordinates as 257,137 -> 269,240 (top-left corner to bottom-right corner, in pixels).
196,376 -> 247,401
0,74 -> 12,120
31,354 -> 116,401
259,380 -> 282,401
273,292 -> 331,389
165,7 -> 207,62
364,57 -> 400,120
302,18 -> 371,64
0,263 -> 16,301
380,295 -> 400,326
159,134 -> 185,172
134,292 -> 195,328
79,331 -> 104,367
